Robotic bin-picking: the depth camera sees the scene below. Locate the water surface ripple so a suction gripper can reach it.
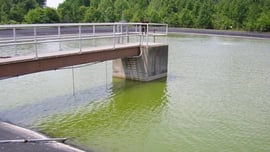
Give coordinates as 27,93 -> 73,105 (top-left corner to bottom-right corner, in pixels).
0,35 -> 269,152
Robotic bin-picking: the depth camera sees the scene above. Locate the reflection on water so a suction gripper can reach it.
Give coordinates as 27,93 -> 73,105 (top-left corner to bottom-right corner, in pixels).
36,78 -> 168,152
0,34 -> 270,152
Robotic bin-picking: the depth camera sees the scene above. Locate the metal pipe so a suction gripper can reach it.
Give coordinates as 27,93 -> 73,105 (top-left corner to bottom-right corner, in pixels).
58,25 -> 62,51
72,67 -> 75,96
113,25 -> 116,49
13,27 -> 17,55
0,23 -> 168,29
79,25 -> 82,53
139,25 -> 142,46
147,24 -> 149,47
153,26 -> 156,43
93,25 -> 96,46
166,24 -> 168,44
121,24 -> 123,44
0,138 -> 67,144
0,33 -> 167,47
126,25 -> 129,43
34,26 -> 38,59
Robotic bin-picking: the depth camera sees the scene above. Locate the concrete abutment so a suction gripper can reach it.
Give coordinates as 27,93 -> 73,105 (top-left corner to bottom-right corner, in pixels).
113,44 -> 168,81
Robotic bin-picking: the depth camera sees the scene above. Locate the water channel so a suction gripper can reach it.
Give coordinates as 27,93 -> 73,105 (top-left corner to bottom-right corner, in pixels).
0,34 -> 270,152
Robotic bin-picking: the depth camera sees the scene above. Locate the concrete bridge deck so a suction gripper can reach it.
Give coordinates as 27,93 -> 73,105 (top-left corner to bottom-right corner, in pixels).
0,43 -> 143,79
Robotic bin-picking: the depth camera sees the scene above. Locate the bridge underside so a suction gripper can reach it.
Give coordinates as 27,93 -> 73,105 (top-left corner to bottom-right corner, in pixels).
0,44 -> 140,79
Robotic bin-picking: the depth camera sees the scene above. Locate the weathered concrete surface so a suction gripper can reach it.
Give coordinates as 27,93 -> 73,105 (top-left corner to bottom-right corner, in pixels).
0,121 -> 84,152
113,43 -> 168,81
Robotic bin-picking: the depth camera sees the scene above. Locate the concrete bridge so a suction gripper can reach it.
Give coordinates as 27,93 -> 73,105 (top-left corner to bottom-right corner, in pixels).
0,23 -> 168,81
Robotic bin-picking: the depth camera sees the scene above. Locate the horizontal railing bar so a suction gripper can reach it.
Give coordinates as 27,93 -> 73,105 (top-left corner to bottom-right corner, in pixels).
0,32 -> 157,46
0,32 -> 143,42
0,34 -> 141,47
0,22 -> 167,29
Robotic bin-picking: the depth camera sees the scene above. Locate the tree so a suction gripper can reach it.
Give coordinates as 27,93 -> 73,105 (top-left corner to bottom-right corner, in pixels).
10,0 -> 39,23
44,7 -> 61,23
1,0 -> 270,32
195,1 -> 214,29
213,13 -> 234,30
83,7 -> 101,22
178,8 -> 194,28
0,0 -> 11,23
256,10 -> 270,32
98,0 -> 114,22
24,7 -> 60,23
58,0 -> 90,22
146,9 -> 161,23
24,7 -> 46,23
114,0 -> 129,21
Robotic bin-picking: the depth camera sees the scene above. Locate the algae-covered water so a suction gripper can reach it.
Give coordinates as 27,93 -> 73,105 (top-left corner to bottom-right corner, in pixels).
0,34 -> 270,152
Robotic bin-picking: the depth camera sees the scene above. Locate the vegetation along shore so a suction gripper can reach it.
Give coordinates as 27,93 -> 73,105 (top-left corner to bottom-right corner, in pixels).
0,0 -> 270,32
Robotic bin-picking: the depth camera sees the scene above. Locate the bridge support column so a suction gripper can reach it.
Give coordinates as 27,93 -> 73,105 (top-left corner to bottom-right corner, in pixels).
113,44 -> 168,81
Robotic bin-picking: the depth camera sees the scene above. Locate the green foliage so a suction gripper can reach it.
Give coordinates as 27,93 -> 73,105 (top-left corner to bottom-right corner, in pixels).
0,0 -> 39,23
195,1 -> 214,29
24,7 -> 60,23
213,13 -> 234,30
256,10 -> 270,32
98,0 -> 114,22
178,9 -> 194,28
114,0 -> 129,21
83,7 -> 101,22
58,0 -> 87,22
1,0 -> 270,32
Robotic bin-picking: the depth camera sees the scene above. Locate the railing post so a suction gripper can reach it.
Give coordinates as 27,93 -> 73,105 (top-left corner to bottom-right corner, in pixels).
126,24 -> 129,43
153,26 -> 156,43
135,24 -> 138,43
13,27 -> 17,56
120,24 -> 123,44
113,24 -> 116,49
146,24 -> 149,47
139,24 -> 142,46
93,25 -> 96,46
58,25 -> 62,51
166,24 -> 168,44
79,25 -> 82,53
34,26 -> 38,59
116,24 -> 120,44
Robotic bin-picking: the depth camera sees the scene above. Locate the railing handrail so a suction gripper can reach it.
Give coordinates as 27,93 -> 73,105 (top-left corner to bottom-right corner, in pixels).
0,22 -> 168,58
0,22 -> 168,28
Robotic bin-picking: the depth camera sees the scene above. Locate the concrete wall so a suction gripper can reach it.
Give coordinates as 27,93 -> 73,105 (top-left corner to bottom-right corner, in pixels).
113,44 -> 168,81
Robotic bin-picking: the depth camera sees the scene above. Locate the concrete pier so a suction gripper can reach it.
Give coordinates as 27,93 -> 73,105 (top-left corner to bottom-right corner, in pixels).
113,43 -> 168,81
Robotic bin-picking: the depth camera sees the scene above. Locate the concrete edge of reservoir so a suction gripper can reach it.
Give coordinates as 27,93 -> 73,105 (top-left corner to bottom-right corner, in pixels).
0,121 -> 85,152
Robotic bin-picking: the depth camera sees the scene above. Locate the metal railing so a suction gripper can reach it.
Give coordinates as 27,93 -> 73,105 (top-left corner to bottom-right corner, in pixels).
0,23 -> 168,59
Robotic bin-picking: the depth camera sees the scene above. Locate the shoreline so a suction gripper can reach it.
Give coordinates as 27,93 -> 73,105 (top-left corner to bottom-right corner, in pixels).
0,26 -> 269,39
168,27 -> 270,39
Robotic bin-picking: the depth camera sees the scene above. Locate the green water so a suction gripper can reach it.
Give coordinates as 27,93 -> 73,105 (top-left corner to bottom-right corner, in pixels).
0,34 -> 270,152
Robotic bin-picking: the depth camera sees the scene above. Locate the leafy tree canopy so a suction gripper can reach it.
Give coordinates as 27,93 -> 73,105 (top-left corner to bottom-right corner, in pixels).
1,0 -> 270,32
